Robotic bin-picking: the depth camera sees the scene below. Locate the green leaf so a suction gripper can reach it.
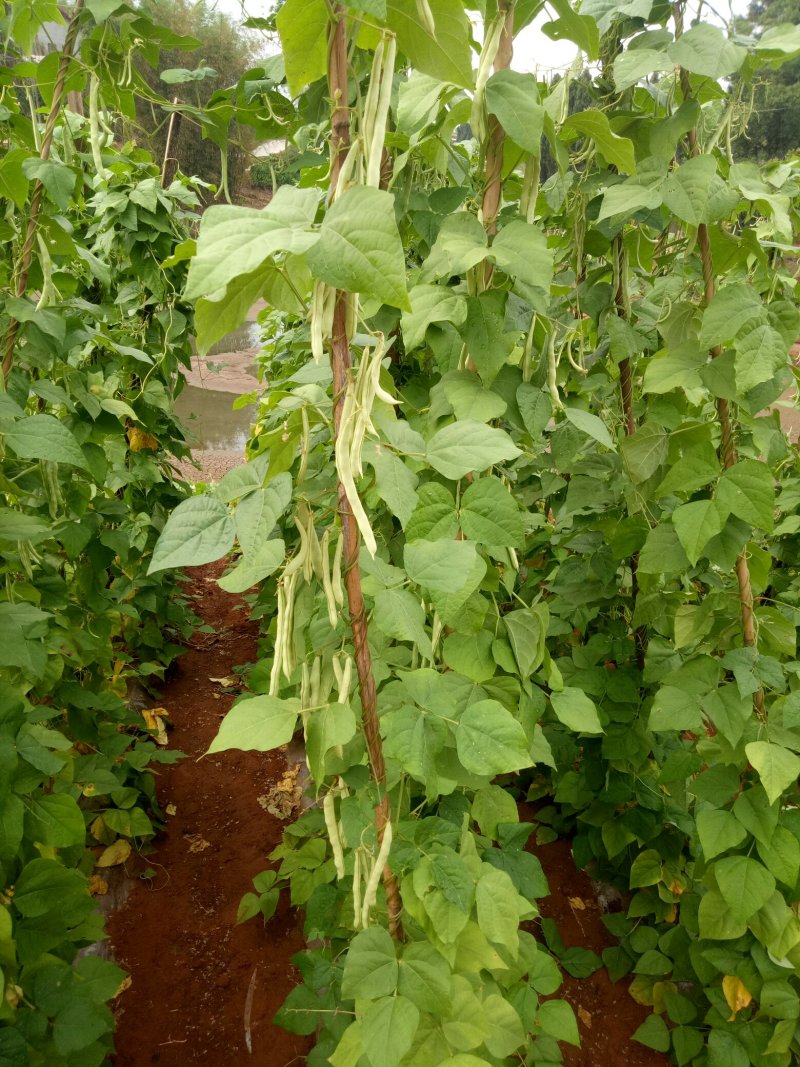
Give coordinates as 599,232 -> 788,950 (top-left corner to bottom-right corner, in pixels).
620,424 -> 669,483
483,994 -> 526,1058
734,320 -> 787,393
341,927 -> 399,1001
648,686 -> 703,732
13,859 -> 87,918
365,444 -> 419,527
276,0 -> 328,96
185,186 -> 319,300
460,291 -> 515,386
457,700 -> 533,775
362,995 -> 420,1067
535,999 -> 580,1046
442,631 -> 495,683
656,442 -> 719,497
401,284 -> 467,350
373,588 -> 433,658
757,826 -> 800,887
207,695 -> 300,754
613,48 -> 672,91
0,603 -> 50,677
745,742 -> 800,804
426,420 -> 521,479
308,186 -> 410,310
698,889 -> 747,939
405,483 -> 459,542
21,158 -> 75,211
562,406 -> 615,449
0,508 -> 51,544
387,0 -> 473,88
218,539 -> 285,594
490,220 -> 554,296
0,148 -> 31,208
423,213 -> 487,279
25,795 -> 85,848
306,703 -> 356,783
5,414 -> 88,470
632,1014 -> 670,1052
542,0 -> 600,59
404,539 -> 482,593
398,943 -> 451,1014
485,70 -> 543,154
642,342 -> 707,394
516,384 -> 552,437
149,496 -> 235,574
562,109 -> 636,174
629,849 -> 662,888
715,460 -> 774,532
715,855 -> 776,921
550,687 -> 603,734
672,498 -> 724,565
638,523 -> 690,575
460,477 -> 523,546
234,475 -> 293,556
669,23 -> 746,79
698,283 -> 764,349
504,605 -> 548,679
696,809 -> 748,861
471,785 -> 518,840
662,156 -> 739,227
476,866 -> 522,952
442,372 -> 507,423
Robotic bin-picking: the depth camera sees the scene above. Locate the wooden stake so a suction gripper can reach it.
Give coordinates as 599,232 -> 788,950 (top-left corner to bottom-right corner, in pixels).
327,5 -> 403,938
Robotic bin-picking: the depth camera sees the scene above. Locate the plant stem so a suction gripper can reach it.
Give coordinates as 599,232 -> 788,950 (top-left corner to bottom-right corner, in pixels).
327,4 -> 403,939
2,0 -> 86,386
672,2 -> 762,713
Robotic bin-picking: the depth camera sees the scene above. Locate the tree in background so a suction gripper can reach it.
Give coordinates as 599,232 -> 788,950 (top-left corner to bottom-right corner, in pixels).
736,0 -> 800,159
134,0 -> 263,198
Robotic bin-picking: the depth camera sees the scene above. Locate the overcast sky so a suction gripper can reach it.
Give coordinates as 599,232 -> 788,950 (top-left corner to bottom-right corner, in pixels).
209,0 -> 750,76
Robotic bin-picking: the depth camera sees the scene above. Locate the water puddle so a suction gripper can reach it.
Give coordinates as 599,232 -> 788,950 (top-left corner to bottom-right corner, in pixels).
175,384 -> 255,452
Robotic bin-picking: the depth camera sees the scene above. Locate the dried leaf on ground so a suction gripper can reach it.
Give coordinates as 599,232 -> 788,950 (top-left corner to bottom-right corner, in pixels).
97,839 -> 132,867
578,1007 -> 592,1029
568,896 -> 587,910
186,833 -> 211,853
166,802 -> 177,816
209,675 -> 238,688
115,976 -> 133,998
257,763 -> 303,820
89,874 -> 109,896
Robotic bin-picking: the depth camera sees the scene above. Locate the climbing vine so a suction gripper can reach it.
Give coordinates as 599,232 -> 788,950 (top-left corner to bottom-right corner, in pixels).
96,0 -> 800,1064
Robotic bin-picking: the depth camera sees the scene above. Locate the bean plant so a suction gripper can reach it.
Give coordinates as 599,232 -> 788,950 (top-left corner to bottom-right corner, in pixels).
150,1 -> 800,1065
0,1 -> 212,1061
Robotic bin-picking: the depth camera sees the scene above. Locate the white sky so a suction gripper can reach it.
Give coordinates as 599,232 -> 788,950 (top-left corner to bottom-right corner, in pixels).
210,0 -> 750,75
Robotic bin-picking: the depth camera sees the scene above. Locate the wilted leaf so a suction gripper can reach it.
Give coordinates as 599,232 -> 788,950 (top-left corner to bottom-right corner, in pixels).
97,839 -> 132,868
722,975 -> 752,1020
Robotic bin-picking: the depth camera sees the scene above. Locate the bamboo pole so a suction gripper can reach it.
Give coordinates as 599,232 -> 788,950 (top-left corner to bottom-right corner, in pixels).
327,5 -> 403,939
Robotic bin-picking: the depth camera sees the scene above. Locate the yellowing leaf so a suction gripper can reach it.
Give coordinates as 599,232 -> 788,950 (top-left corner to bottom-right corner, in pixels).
127,426 -> 159,452
722,975 -> 752,1020
97,839 -> 132,868
142,708 -> 169,745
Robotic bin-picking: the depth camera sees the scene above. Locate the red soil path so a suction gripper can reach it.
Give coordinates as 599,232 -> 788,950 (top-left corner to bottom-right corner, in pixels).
108,563 -> 311,1066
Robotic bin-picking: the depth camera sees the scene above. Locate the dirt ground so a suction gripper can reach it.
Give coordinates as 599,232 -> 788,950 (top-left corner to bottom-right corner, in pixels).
533,835 -> 670,1067
108,562 -> 311,1066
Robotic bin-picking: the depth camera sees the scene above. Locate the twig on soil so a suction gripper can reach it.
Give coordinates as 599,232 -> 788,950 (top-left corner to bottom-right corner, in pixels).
244,966 -> 258,1054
